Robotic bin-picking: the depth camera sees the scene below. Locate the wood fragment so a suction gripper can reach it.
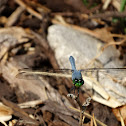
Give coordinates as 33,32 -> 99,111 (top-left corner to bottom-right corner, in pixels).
0,102 -> 13,121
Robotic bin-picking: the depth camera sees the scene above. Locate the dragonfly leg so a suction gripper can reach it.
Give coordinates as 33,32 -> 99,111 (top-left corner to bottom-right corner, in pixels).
77,88 -> 80,97
74,85 -> 75,94
70,86 -> 75,94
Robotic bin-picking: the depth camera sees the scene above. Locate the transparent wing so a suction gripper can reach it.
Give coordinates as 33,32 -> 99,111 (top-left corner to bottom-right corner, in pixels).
80,68 -> 126,101
81,68 -> 126,80
16,67 -> 126,81
16,68 -> 72,80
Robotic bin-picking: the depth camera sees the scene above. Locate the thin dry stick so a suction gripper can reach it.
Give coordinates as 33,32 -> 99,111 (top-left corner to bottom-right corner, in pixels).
85,37 -> 126,68
101,38 -> 126,51
90,118 -> 93,126
69,106 -> 107,126
119,109 -> 125,126
67,94 -> 83,126
79,110 -> 84,126
111,34 -> 126,38
68,94 -> 91,126
29,1 -> 51,13
15,0 -> 42,20
0,120 -> 8,126
34,107 -> 47,126
82,115 -> 85,125
75,96 -> 84,126
6,6 -> 25,27
93,113 -> 97,126
89,11 -> 126,19
18,100 -> 43,108
102,0 -> 112,10
52,19 -> 100,39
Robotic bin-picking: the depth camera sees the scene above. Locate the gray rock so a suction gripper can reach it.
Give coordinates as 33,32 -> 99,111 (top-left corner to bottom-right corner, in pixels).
48,24 -> 124,68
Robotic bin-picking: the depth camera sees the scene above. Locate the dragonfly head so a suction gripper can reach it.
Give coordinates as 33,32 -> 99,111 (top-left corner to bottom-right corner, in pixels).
72,78 -> 84,88
72,70 -> 84,88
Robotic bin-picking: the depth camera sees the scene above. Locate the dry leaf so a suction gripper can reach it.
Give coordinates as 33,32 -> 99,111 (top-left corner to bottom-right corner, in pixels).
112,105 -> 126,125
0,102 -> 13,121
94,27 -> 114,43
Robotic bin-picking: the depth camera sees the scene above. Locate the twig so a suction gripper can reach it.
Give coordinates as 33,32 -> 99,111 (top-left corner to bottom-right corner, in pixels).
102,0 -> 112,10
0,120 -> 8,126
101,38 -> 126,51
52,19 -> 99,39
119,109 -> 125,126
79,110 -> 84,126
89,11 -> 126,19
6,6 -> 25,27
15,0 -> 42,20
76,97 -> 84,126
93,113 -> 97,126
18,99 -> 43,108
67,94 -> 91,126
69,106 -> 107,126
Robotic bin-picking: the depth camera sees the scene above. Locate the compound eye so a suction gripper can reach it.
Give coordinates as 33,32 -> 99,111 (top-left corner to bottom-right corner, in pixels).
73,79 -> 78,84
79,79 -> 82,82
75,79 -> 78,82
79,79 -> 84,84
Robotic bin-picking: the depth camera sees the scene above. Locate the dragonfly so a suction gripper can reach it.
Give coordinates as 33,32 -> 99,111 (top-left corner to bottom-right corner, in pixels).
16,56 -> 126,96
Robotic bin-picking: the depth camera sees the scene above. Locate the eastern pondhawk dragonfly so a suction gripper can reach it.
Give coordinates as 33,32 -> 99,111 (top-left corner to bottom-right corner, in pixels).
16,56 -> 126,95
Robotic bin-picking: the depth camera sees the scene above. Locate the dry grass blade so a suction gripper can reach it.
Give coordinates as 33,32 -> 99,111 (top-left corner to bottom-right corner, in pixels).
90,118 -> 93,126
93,113 -> 97,126
82,115 -> 85,125
101,38 -> 126,51
6,6 -> 25,27
102,0 -> 112,10
79,111 -> 84,126
119,110 -> 125,126
69,106 -> 107,126
18,100 -> 43,108
0,120 -> 8,126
